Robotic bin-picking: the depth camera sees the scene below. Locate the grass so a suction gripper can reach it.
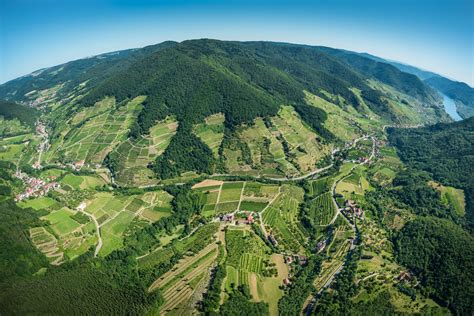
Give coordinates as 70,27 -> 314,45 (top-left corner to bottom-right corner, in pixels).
429,181 -> 465,216
19,196 -> 57,210
216,201 -> 239,213
100,211 -> 135,256
239,200 -> 268,212
61,174 -> 84,189
43,208 -> 81,236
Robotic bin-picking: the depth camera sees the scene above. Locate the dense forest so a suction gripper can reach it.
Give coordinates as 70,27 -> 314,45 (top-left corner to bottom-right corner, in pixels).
388,118 -> 474,227
0,99 -> 38,128
394,217 -> 474,315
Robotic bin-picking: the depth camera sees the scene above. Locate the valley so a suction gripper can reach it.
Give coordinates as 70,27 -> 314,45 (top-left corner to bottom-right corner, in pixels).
0,39 -> 471,316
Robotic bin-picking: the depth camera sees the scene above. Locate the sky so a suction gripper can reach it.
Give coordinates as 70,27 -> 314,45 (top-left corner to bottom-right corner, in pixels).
1,0 -> 473,85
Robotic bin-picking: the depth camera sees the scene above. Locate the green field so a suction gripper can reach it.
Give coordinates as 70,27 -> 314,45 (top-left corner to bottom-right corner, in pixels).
43,208 -> 81,235
19,196 -> 58,210
47,96 -> 142,164
239,200 -> 268,212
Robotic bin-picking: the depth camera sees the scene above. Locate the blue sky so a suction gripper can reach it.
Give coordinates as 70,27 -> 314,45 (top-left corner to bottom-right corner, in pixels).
1,0 -> 473,85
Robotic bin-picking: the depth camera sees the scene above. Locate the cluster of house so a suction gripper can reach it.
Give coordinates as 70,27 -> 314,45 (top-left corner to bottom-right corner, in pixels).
284,254 -> 308,266
14,171 -> 60,201
343,200 -> 364,219
70,160 -> 86,171
218,212 -> 255,225
281,254 -> 309,286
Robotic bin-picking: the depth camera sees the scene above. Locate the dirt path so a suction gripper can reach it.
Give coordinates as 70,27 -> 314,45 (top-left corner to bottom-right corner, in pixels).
77,203 -> 102,257
237,182 -> 246,211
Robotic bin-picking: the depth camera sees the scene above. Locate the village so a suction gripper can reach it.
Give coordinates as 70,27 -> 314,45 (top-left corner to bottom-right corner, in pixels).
14,170 -> 60,201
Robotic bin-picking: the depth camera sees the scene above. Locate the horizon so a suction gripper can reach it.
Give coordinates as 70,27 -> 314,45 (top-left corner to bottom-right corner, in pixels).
1,0 -> 473,86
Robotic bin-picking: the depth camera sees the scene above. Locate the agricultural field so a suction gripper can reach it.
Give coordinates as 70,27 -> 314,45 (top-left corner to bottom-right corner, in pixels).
271,106 -> 331,173
149,244 -> 218,313
193,180 -> 280,217
0,137 -> 30,161
112,116 -> 178,186
223,229 -> 287,315
314,225 -> 354,292
304,92 -> 375,141
228,107 -> 332,178
142,224 -> 220,314
193,113 -> 224,157
307,177 -> 332,197
46,96 -> 143,165
29,205 -> 99,261
370,146 -> 402,185
18,196 -> 58,210
262,185 -> 306,253
307,192 -> 337,226
82,190 -> 173,256
29,227 -> 64,265
336,170 -> 371,199
60,173 -> 106,190
138,223 -> 219,270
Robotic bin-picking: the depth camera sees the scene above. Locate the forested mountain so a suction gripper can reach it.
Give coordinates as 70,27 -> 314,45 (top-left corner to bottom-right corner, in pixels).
0,39 -> 471,316
0,39 -> 449,179
424,77 -> 474,118
0,99 -> 38,127
359,52 -> 474,119
388,118 -> 474,226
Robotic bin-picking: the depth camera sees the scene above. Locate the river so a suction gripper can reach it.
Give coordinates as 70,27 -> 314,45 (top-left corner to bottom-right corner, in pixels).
442,94 -> 463,121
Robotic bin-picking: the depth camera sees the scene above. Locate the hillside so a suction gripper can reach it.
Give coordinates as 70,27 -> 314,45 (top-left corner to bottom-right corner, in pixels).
359,52 -> 474,119
0,40 -> 450,185
0,39 -> 470,316
424,77 -> 474,118
0,100 -> 38,136
388,118 -> 474,226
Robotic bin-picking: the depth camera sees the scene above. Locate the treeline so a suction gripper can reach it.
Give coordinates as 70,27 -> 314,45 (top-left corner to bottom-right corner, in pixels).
278,255 -> 323,314
394,217 -> 474,315
152,124 -> 215,179
317,47 -> 436,102
391,170 -> 459,221
220,285 -> 269,315
388,118 -> 474,227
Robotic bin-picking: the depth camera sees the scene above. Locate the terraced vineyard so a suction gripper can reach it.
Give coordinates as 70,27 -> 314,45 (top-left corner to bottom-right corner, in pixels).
308,192 -> 337,226
262,185 -> 306,253
112,116 -> 178,186
47,97 -> 143,164
226,106 -> 333,178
